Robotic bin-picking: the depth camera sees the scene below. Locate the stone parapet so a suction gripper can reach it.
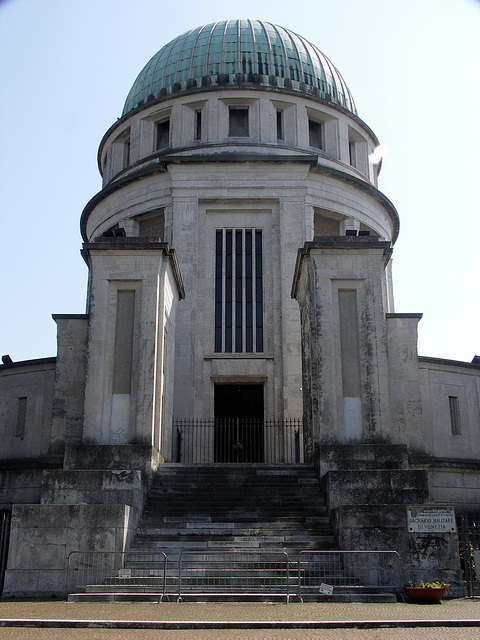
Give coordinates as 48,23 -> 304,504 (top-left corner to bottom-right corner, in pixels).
3,503 -> 135,598
40,469 -> 144,509
317,444 -> 409,476
324,469 -> 429,512
64,444 -> 162,477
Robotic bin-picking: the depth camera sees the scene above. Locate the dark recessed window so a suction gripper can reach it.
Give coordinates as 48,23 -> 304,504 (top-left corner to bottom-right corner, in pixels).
195,110 -> 202,141
15,396 -> 27,437
229,108 -> 249,137
449,396 -> 461,435
215,228 -> 263,353
349,141 -> 357,168
276,110 -> 284,140
309,119 -> 323,149
123,138 -> 130,167
138,210 -> 165,239
156,120 -> 170,150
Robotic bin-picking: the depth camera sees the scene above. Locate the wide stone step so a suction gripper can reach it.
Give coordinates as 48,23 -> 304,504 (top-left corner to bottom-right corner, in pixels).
131,534 -> 334,546
135,525 -> 332,535
128,464 -> 336,569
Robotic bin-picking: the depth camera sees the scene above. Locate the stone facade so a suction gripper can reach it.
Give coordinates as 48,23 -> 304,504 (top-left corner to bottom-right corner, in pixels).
0,20 -> 479,597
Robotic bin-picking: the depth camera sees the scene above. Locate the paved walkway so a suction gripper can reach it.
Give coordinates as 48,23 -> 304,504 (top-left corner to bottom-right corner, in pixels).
0,599 -> 479,639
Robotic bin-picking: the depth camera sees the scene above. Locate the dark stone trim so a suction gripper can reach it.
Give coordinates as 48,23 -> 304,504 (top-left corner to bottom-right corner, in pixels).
418,356 -> 480,370
291,237 -> 392,299
81,151 -> 317,242
309,164 -> 400,243
409,455 -> 480,471
0,357 -> 56,371
160,149 -> 319,165
52,314 -> 88,321
386,313 -> 423,319
80,159 -> 168,241
82,152 -> 398,250
81,241 -> 185,300
0,456 -> 63,470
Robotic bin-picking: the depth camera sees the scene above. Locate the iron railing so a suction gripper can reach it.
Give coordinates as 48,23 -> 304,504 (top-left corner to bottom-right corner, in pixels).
67,551 -> 168,598
177,550 -> 291,603
172,418 -> 303,464
297,551 -> 402,601
460,515 -> 480,597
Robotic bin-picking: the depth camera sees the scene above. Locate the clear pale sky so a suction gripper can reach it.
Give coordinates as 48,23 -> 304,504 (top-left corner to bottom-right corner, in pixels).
1,0 -> 479,363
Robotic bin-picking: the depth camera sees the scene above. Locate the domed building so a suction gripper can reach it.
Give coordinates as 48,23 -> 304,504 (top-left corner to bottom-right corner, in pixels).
1,21 -> 479,599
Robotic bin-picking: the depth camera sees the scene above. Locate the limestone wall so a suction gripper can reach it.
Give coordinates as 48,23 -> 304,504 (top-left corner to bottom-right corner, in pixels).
3,504 -> 136,598
419,357 -> 480,461
0,359 -> 56,461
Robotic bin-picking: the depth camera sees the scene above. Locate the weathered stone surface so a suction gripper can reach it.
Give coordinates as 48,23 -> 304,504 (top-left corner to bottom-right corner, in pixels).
317,444 -> 408,476
64,444 -> 162,476
0,468 -> 45,507
41,469 -> 144,509
3,503 -> 135,598
324,469 -> 429,511
0,360 -> 56,460
332,504 -> 463,597
50,315 -> 88,453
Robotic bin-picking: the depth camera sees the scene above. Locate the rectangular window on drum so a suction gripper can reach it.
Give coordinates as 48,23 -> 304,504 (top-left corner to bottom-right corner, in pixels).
195,110 -> 202,141
214,228 -> 263,354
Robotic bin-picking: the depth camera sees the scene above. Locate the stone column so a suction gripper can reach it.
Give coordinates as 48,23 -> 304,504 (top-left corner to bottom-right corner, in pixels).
292,236 -> 394,456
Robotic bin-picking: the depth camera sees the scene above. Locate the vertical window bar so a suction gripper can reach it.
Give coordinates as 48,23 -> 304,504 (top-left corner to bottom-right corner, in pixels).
225,230 -> 233,352
245,230 -> 253,352
235,230 -> 243,352
214,231 -> 223,352
255,230 -> 264,352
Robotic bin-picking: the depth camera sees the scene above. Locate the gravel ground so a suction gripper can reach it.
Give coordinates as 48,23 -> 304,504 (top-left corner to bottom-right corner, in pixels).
0,598 -> 479,621
0,598 -> 479,640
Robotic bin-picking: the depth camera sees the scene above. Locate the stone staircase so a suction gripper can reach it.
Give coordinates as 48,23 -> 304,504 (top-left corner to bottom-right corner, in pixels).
109,463 -> 331,599
130,463 -> 334,561
69,463 -> 399,602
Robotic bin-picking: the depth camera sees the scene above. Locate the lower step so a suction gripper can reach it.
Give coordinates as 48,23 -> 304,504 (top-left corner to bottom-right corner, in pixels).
68,591 -> 398,603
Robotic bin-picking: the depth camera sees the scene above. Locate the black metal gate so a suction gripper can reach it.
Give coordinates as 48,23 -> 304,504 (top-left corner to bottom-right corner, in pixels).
172,418 -> 302,463
214,418 -> 264,462
460,515 -> 480,597
0,510 -> 11,596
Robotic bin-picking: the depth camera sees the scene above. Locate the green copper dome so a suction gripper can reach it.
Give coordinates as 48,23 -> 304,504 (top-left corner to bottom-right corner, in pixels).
123,20 -> 357,116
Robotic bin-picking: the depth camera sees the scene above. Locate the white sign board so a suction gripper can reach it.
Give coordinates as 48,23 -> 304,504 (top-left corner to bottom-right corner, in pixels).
319,583 -> 334,595
118,569 -> 132,579
407,506 -> 456,533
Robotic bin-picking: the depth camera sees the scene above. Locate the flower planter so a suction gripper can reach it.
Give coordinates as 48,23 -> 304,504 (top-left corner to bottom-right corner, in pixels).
404,586 -> 447,603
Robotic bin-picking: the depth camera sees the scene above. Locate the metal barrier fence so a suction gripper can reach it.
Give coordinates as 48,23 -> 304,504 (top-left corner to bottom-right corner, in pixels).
0,510 -> 11,596
177,550 -> 291,603
67,551 -> 168,597
65,549 -> 403,602
172,419 -> 303,464
297,551 -> 402,600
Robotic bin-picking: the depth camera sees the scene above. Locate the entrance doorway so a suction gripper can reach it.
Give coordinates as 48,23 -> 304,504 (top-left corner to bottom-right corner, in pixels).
214,384 -> 264,462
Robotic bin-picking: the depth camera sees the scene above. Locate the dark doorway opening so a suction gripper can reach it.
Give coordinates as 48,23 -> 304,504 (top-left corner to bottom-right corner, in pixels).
214,384 -> 264,462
